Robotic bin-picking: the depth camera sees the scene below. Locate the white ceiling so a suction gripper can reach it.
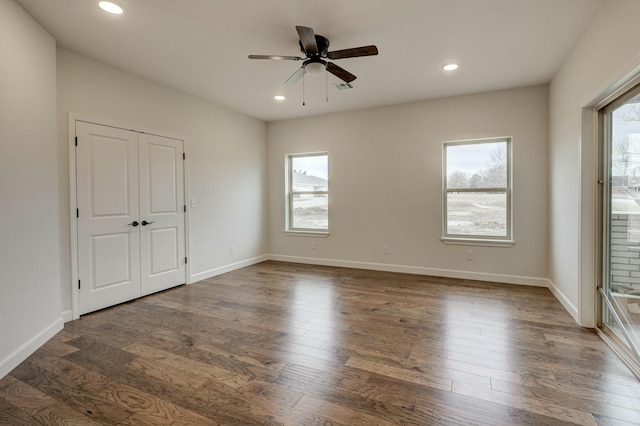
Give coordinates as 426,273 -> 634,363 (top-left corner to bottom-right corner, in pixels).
16,0 -> 603,122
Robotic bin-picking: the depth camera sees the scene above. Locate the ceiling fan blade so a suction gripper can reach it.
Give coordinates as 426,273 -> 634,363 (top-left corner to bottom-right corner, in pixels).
296,26 -> 318,54
327,45 -> 379,60
248,54 -> 302,60
326,62 -> 357,83
285,66 -> 306,84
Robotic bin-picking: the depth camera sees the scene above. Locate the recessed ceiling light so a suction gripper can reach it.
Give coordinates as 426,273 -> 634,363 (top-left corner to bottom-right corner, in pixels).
443,63 -> 459,71
274,95 -> 286,101
98,1 -> 124,14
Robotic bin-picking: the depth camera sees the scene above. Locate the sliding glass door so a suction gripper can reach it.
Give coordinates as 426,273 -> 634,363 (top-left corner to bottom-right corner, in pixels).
600,83 -> 640,376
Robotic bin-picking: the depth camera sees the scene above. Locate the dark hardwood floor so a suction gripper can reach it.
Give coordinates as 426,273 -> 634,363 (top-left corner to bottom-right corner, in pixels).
1,261 -> 640,425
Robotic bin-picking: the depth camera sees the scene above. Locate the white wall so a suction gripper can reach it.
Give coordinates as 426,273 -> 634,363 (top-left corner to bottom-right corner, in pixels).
57,49 -> 268,315
268,85 -> 549,285
549,0 -> 640,327
0,0 -> 62,378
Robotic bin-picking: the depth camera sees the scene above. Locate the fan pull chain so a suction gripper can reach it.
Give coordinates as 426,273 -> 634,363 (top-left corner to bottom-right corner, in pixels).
326,69 -> 329,102
302,72 -> 306,106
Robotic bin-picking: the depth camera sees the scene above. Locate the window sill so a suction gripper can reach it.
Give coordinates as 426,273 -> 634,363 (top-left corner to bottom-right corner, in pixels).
285,230 -> 330,238
441,237 -> 515,247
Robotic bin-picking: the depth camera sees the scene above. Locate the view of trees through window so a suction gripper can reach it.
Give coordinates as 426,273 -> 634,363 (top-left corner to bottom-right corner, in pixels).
611,103 -> 640,190
608,101 -> 640,292
444,139 -> 510,238
288,154 -> 328,230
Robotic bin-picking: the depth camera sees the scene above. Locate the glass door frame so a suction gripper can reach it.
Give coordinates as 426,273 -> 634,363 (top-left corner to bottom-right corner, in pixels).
597,81 -> 640,379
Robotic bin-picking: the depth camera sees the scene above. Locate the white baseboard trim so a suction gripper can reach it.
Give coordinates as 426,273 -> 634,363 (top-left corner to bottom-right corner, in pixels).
268,255 -> 549,287
190,255 -> 270,283
547,279 -> 579,323
0,317 -> 64,380
61,310 -> 73,323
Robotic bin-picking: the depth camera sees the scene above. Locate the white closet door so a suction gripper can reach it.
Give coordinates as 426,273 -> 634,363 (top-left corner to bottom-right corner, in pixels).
76,122 -> 141,315
138,133 -> 186,295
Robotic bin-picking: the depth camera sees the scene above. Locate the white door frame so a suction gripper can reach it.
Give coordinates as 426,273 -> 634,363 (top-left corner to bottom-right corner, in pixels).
68,113 -> 191,320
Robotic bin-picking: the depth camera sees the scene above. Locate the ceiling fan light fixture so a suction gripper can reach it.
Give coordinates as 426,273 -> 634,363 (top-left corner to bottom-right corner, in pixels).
98,1 -> 124,15
304,61 -> 326,74
443,63 -> 459,71
274,95 -> 286,101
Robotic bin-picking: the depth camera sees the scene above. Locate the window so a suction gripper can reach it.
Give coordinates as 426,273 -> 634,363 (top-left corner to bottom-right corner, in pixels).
286,152 -> 329,233
443,137 -> 512,243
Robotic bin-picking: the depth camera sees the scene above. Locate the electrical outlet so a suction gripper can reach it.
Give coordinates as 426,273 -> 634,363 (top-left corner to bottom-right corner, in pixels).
230,245 -> 236,255
383,245 -> 389,255
466,250 -> 473,260
311,241 -> 316,250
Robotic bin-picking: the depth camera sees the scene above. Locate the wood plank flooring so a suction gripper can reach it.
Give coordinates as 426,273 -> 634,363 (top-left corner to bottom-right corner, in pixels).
2,261 -> 640,425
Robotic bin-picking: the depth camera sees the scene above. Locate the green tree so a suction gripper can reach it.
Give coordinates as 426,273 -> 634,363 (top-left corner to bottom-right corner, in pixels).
481,146 -> 506,187
447,170 -> 468,188
468,173 -> 483,188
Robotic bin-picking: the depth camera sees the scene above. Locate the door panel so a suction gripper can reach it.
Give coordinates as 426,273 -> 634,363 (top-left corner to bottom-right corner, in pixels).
91,233 -> 133,288
148,143 -> 178,213
90,138 -> 132,216
150,227 -> 179,275
601,88 -> 640,375
139,133 -> 185,296
76,122 -> 141,315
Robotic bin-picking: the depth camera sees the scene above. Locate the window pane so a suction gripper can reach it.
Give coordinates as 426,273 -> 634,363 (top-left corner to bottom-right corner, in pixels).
446,141 -> 507,188
292,193 -> 328,229
446,191 -> 507,237
292,155 -> 328,192
611,102 -> 640,188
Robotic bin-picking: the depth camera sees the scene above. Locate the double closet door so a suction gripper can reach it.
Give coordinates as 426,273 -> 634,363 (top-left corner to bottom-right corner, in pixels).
76,121 -> 186,315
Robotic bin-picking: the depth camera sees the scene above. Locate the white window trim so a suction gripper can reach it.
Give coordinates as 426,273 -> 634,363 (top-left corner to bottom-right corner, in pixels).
442,137 -> 514,245
285,230 -> 331,237
440,237 -> 515,247
285,152 -> 329,234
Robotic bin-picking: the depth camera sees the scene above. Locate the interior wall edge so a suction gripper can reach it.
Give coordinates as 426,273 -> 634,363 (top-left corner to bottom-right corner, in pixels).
548,278 -> 580,325
0,0 -> 61,382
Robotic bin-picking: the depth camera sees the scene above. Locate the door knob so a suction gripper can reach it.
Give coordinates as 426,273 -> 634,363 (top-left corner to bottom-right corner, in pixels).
128,221 -> 139,227
141,220 -> 155,226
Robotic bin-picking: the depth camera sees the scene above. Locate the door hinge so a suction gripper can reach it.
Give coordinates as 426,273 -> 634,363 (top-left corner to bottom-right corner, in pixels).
184,204 -> 187,212
76,208 -> 79,218
75,136 -> 78,147
185,257 -> 188,264
183,153 -> 186,160
78,280 -> 81,289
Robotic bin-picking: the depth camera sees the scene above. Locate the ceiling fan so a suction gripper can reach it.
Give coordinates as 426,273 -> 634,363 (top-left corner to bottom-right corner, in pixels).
249,26 -> 378,85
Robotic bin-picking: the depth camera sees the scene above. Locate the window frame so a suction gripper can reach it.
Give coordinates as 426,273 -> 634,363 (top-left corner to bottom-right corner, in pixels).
285,152 -> 330,236
442,137 -> 514,246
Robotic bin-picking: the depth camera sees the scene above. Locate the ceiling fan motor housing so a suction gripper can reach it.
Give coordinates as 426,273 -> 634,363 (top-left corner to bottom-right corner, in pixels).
300,35 -> 329,57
